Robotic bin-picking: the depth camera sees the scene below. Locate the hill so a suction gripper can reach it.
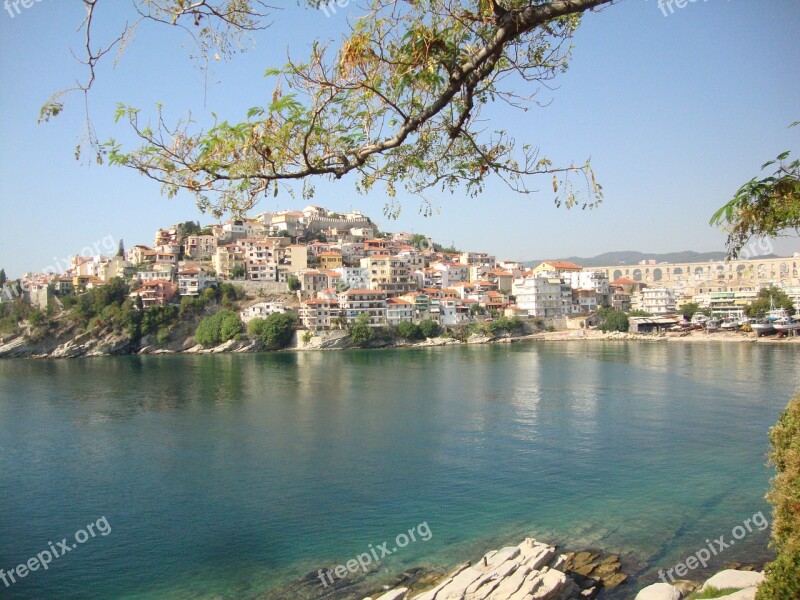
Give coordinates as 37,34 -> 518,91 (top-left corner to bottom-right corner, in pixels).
523,250 -> 781,268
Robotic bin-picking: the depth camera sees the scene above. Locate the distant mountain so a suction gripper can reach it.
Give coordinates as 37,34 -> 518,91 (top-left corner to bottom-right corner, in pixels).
523,250 -> 781,268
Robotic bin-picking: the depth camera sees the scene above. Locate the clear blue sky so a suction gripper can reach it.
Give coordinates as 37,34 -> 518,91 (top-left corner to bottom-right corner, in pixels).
1,0 -> 798,278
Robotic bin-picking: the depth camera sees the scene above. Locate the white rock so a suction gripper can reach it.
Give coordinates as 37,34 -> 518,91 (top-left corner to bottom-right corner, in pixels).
435,567 -> 486,599
714,587 -> 757,600
700,570 -> 765,593
465,559 -> 522,600
486,565 -> 532,599
634,582 -> 682,600
529,568 -> 569,600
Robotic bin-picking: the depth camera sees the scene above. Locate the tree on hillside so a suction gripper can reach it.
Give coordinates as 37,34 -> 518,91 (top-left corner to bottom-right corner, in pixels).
117,239 -> 125,257
0,269 -> 6,287
42,0 -> 612,218
746,286 -> 796,318
711,121 -> 799,258
287,275 -> 301,292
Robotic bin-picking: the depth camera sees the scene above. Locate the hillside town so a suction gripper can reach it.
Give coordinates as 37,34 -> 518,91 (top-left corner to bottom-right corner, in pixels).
3,204 -> 800,336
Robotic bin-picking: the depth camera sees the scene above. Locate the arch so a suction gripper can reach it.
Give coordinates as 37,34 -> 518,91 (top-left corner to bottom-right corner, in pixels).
673,267 -> 683,281
736,265 -> 746,279
613,269 -> 623,281
694,266 -> 704,278
633,269 -> 643,282
653,268 -> 663,282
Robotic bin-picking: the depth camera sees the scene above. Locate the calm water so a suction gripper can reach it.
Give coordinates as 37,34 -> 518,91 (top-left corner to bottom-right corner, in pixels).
1,342 -> 798,599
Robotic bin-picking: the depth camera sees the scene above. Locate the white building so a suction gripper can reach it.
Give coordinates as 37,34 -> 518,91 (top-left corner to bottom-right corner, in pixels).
512,275 -> 565,318
334,267 -> 370,290
177,268 -> 215,296
564,271 -> 610,304
386,298 -> 415,326
240,301 -> 287,324
641,287 -> 676,315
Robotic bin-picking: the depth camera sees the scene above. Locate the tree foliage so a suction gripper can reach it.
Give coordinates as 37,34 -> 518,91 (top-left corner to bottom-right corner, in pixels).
248,312 -> 298,348
45,1 -> 612,218
711,122 -> 799,258
194,310 -> 242,346
396,321 -> 424,341
745,286 -> 796,318
287,275 -> 302,292
681,302 -> 700,320
757,393 -> 800,600
419,318 -> 442,338
598,309 -> 628,332
349,312 -> 376,345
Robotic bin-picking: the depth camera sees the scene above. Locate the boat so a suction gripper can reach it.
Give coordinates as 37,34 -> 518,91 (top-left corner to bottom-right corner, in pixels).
751,319 -> 775,336
705,318 -> 721,332
773,317 -> 800,333
720,318 -> 740,331
690,314 -> 709,330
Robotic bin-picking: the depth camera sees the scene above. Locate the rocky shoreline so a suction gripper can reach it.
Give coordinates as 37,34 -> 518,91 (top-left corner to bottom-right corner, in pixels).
349,538 -> 765,600
1,325 -> 798,360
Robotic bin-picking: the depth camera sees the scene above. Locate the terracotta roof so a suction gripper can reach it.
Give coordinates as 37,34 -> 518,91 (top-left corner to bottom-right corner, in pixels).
539,260 -> 583,270
611,277 -> 638,285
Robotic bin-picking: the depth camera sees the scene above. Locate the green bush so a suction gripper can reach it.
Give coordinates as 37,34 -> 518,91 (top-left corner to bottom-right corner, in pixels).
484,316 -> 525,336
195,310 -> 242,347
757,393 -> 800,600
248,312 -> 297,348
599,310 -> 629,332
287,275 -> 301,292
419,319 -> 442,339
396,321 -> 424,341
349,313 -> 376,345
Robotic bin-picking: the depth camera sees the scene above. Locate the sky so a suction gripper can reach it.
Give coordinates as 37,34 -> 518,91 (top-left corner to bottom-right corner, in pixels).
0,0 -> 799,278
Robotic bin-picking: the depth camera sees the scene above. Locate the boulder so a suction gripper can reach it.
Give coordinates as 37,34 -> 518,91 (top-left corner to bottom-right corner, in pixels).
700,570 -> 765,592
634,582 -> 682,600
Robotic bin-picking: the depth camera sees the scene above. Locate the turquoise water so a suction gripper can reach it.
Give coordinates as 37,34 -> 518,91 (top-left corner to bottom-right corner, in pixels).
0,342 -> 798,599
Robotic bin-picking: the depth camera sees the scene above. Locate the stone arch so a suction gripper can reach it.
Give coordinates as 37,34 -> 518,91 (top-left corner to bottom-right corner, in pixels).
633,269 -> 643,282
613,269 -> 623,281
653,268 -> 663,282
673,267 -> 683,281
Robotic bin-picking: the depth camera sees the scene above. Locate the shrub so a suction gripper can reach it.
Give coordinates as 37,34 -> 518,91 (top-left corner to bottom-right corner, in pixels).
599,310 -> 629,332
194,310 -> 241,347
287,275 -> 301,292
419,319 -> 442,339
349,313 -> 376,345
301,330 -> 313,345
396,321 -> 424,341
219,312 -> 243,341
757,393 -> 800,600
248,312 -> 298,348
